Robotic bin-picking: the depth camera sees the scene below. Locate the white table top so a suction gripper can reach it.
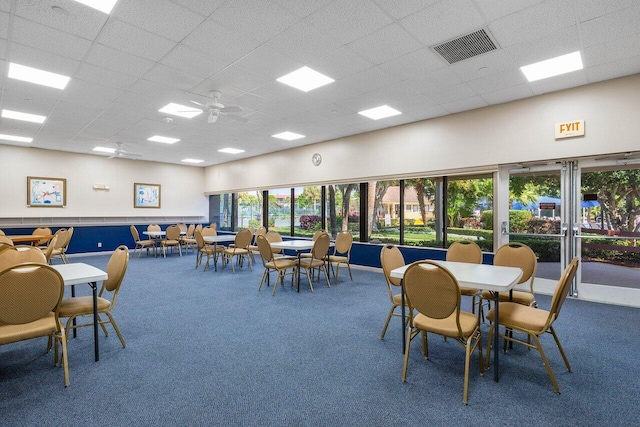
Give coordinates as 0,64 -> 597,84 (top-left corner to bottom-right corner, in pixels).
143,230 -> 165,237
270,240 -> 315,251
390,260 -> 522,293
52,263 -> 108,286
203,235 -> 237,243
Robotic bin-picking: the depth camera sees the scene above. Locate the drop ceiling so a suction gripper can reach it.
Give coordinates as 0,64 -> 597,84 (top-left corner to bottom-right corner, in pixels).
1,0 -> 639,166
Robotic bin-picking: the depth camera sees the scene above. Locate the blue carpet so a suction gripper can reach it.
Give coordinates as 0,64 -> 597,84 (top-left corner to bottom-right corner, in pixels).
1,251 -> 639,426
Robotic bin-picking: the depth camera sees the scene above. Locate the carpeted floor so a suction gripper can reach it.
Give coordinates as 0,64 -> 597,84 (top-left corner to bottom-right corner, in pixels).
1,250 -> 639,426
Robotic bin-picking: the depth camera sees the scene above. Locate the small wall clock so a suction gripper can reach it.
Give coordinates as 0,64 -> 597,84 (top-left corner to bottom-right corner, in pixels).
312,153 -> 322,166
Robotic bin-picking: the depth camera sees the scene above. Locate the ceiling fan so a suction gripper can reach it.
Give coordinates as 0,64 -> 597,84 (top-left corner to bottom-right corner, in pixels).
108,142 -> 142,159
190,90 -> 248,123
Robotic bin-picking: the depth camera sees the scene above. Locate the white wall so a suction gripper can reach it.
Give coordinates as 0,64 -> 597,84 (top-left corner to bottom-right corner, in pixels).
204,74 -> 640,193
0,146 -> 208,225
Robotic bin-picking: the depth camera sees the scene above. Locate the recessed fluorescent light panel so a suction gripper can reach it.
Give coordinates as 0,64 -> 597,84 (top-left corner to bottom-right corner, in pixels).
272,131 -> 305,141
0,133 -> 33,143
358,105 -> 402,120
8,62 -> 70,89
93,146 -> 116,154
158,103 -> 202,118
148,135 -> 180,144
181,158 -> 204,164
520,51 -> 583,82
218,148 -> 245,154
2,109 -> 46,123
74,0 -> 118,14
277,66 -> 334,92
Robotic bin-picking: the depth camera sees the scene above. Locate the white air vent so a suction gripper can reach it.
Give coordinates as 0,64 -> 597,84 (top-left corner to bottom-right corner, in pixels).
431,29 -> 498,64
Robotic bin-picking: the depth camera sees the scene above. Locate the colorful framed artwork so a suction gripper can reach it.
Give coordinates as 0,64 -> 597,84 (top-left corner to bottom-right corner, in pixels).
134,183 -> 161,208
27,176 -> 67,207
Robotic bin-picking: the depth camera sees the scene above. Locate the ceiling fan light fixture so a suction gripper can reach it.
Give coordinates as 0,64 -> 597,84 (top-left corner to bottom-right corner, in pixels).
208,112 -> 219,123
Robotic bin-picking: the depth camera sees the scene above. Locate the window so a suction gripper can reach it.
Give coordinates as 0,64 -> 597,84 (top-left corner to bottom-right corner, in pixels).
268,188 -> 292,235
446,175 -> 493,252
326,183 -> 360,240
294,186 -> 322,237
403,178 -> 439,247
237,191 -> 262,230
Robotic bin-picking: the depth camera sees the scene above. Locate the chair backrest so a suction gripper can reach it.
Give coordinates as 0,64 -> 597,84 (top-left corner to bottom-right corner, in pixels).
65,227 -> 74,249
102,245 -> 129,295
130,225 -> 140,242
493,242 -> 537,290
446,240 -> 482,264
311,230 -> 325,241
195,224 -> 203,233
201,226 -> 217,236
548,257 -> 579,323
44,235 -> 58,263
53,228 -> 68,249
265,231 -> 283,253
334,231 -> 353,255
147,224 -> 161,232
186,223 -> 195,238
166,225 -> 181,240
32,227 -> 52,246
380,244 -> 405,287
177,223 -> 187,233
311,233 -> 330,259
0,247 -> 47,270
194,229 -> 205,249
0,235 -> 14,248
209,223 -> 217,230
0,263 -> 64,326
255,234 -> 274,265
404,261 -> 463,334
234,229 -> 253,249
256,226 -> 267,237
0,228 -> 4,235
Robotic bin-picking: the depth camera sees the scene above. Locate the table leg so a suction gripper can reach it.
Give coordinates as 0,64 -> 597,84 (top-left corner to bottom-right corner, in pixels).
493,293 -> 499,381
71,285 -> 77,338
296,251 -> 301,292
213,243 -> 219,271
90,281 -> 99,361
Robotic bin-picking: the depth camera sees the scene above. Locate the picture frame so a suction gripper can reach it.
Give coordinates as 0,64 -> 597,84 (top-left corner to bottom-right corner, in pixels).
27,176 -> 67,207
134,183 -> 161,208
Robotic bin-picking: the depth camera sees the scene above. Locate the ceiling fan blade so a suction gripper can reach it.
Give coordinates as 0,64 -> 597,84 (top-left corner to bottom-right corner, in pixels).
220,105 -> 243,113
208,112 -> 219,123
190,100 -> 209,108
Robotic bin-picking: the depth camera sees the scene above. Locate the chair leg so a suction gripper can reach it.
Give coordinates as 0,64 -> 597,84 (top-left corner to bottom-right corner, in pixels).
549,325 -> 572,372
322,264 -> 331,288
485,323 -> 494,370
463,339 -> 472,405
380,304 -> 399,340
105,312 -> 126,348
531,334 -> 561,393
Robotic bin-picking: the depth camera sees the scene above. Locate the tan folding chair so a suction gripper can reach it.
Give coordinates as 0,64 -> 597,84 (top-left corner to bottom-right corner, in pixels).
130,225 -> 156,258
32,226 -> 52,248
298,233 -> 331,292
0,263 -> 70,386
58,245 -> 130,348
485,257 -> 579,394
50,228 -> 71,264
379,244 -> 409,340
327,231 -> 353,284
222,229 -> 253,273
401,261 -> 483,405
195,229 -> 225,271
446,240 -> 483,314
256,234 -> 297,295
161,225 -> 182,257
0,246 -> 47,270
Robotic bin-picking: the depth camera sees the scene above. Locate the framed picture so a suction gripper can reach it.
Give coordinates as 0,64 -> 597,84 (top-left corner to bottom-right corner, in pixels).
134,183 -> 161,208
27,176 -> 66,207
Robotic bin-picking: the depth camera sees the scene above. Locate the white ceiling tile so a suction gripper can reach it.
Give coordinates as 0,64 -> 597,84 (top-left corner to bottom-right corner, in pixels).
579,4 -> 640,47
61,79 -> 124,107
465,69 -> 528,95
267,20 -> 342,65
480,84 -> 536,105
187,83 -> 245,104
98,19 -> 176,62
472,0 -> 546,22
127,79 -> 184,104
348,24 -> 422,65
583,34 -> 640,68
309,47 -> 373,81
401,0 -> 485,46
209,0 -> 298,44
0,11 -> 10,39
271,0 -> 332,18
113,0 -> 206,42
160,44 -> 227,78
586,56 -> 640,84
142,63 -> 205,91
0,38 -> 6,60
0,1 -> 9,12
182,19 -> 262,61
9,42 -> 80,76
504,26 -> 581,67
11,16 -> 92,61
230,93 -> 274,112
374,0 -> 438,19
14,0 -> 108,40
75,63 -> 139,90
378,48 -> 446,81
250,81 -> 304,104
404,68 -> 463,95
234,45 -> 302,80
574,0 -> 639,22
442,95 -> 488,114
85,44 -> 155,78
428,83 -> 477,105
170,0 -> 226,17
208,65 -> 271,93
307,0 -> 393,45
490,0 -> 575,48
338,66 -> 396,93
364,82 -> 421,105
0,88 -> 59,115
450,49 -> 516,82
